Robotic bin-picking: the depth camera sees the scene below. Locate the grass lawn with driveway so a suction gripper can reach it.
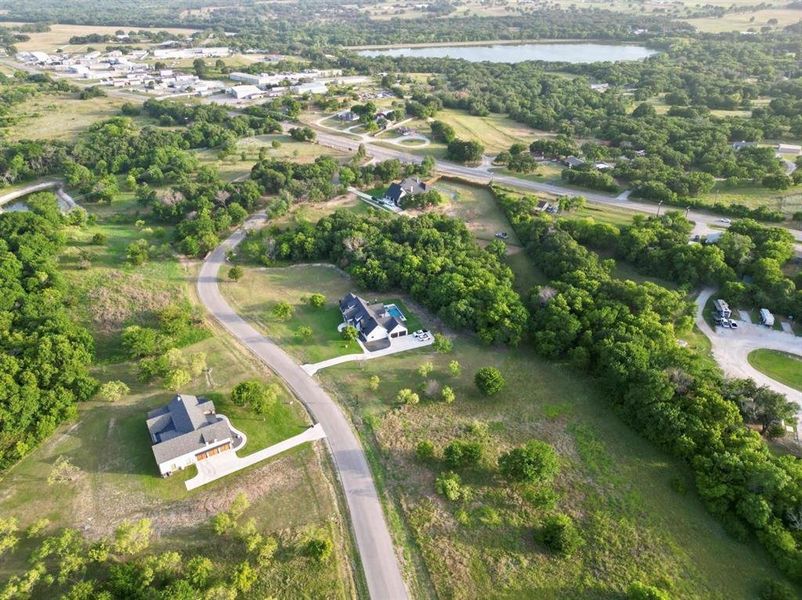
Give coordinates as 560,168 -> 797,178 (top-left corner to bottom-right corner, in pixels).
227,248 -> 798,598
748,349 -> 802,392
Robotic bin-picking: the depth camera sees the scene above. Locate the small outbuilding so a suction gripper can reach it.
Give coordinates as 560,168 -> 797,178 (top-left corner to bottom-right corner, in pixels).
759,308 -> 775,327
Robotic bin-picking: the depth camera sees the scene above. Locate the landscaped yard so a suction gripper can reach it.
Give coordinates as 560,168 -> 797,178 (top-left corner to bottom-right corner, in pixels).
748,349 -> 802,392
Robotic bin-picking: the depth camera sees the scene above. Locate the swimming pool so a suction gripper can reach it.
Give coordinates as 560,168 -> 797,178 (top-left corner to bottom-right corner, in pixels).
385,304 -> 406,321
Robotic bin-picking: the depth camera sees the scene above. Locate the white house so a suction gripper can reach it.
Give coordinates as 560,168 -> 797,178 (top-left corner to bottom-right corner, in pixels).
147,394 -> 235,476
339,293 -> 408,343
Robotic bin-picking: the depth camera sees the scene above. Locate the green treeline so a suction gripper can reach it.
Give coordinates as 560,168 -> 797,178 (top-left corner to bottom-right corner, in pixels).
0,196 -> 96,470
238,210 -> 528,345
492,186 -> 802,579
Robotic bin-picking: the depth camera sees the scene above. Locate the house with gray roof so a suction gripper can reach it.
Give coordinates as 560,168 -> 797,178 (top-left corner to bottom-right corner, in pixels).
339,293 -> 408,343
383,177 -> 429,207
147,394 -> 234,476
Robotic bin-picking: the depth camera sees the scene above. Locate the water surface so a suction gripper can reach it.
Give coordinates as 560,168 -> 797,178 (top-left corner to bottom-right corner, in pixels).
358,42 -> 657,64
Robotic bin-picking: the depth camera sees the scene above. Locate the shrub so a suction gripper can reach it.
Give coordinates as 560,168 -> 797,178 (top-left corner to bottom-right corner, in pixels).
416,440 -> 435,461
231,380 -> 279,414
308,293 -> 326,308
368,375 -> 381,391
433,333 -> 453,353
417,362 -> 434,378
304,536 -> 333,562
295,325 -> 313,338
443,440 -> 483,469
435,471 -> 463,501
397,388 -> 420,405
271,301 -> 293,320
449,360 -> 461,376
441,385 -> 456,404
499,440 -> 559,483
228,265 -> 244,281
474,367 -> 505,396
341,325 -> 358,342
537,514 -> 583,557
97,380 -> 130,403
627,581 -> 671,600
91,232 -> 107,245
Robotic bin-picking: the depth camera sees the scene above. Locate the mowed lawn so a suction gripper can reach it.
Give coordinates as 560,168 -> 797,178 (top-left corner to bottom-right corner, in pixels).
228,259 -> 798,598
221,265 -> 363,364
748,349 -> 802,392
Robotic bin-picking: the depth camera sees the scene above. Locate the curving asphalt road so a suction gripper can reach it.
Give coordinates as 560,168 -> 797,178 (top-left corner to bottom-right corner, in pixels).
197,215 -> 408,600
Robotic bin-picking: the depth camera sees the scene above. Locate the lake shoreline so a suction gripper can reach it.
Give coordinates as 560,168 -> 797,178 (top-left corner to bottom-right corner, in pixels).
346,38 -> 654,50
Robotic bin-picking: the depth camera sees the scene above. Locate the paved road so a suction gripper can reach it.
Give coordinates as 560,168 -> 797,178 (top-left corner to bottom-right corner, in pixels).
306,125 -> 802,251
695,288 -> 802,412
197,215 -> 408,600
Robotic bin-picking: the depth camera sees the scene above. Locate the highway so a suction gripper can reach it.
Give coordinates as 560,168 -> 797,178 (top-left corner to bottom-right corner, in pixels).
197,216 -> 409,600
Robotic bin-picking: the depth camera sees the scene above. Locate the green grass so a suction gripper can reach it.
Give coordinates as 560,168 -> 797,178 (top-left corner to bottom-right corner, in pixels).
230,256 -> 799,599
699,182 -> 802,216
748,349 -> 802,392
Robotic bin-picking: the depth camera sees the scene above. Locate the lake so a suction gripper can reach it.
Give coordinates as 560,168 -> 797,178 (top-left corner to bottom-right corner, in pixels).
357,42 -> 657,64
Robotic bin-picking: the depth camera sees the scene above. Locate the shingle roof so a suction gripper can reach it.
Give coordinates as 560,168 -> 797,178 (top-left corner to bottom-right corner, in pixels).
147,394 -> 232,466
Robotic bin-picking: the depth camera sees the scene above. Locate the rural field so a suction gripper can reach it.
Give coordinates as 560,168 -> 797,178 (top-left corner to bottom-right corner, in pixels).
216,184 -> 799,598
225,257 -> 791,599
0,192 -> 358,598
7,23 -> 198,52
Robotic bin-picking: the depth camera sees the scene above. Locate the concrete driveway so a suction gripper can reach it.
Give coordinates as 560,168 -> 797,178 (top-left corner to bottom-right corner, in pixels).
695,288 -> 802,411
303,334 -> 434,375
197,215 -> 408,600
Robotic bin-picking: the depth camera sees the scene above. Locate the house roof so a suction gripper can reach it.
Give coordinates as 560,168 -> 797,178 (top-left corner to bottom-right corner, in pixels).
340,293 -> 406,337
147,394 -> 232,465
385,177 -> 428,204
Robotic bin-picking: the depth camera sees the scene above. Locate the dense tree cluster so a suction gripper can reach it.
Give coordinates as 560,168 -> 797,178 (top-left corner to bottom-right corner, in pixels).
493,186 -> 802,580
244,210 -> 527,344
0,196 -> 96,470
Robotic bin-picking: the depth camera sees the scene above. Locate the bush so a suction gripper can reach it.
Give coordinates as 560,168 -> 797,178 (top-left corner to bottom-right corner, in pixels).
435,471 -> 463,501
499,440 -> 559,483
474,367 -> 505,396
304,536 -> 333,562
271,301 -> 293,320
228,265 -> 244,281
443,440 -> 483,469
97,380 -> 130,403
441,385 -> 456,404
433,333 -> 453,353
91,232 -> 107,245
415,440 -> 435,461
295,325 -> 313,338
341,325 -> 358,342
537,514 -> 583,557
308,293 -> 326,308
627,581 -> 671,600
397,388 -> 420,405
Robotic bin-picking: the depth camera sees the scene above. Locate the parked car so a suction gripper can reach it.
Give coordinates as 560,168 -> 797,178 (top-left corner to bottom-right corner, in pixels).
721,320 -> 731,328
729,320 -> 739,329
718,218 -> 732,224
495,231 -> 509,239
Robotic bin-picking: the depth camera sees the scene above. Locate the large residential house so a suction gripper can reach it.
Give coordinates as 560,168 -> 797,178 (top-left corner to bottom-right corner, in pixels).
147,394 -> 234,476
339,293 -> 408,343
384,177 -> 429,207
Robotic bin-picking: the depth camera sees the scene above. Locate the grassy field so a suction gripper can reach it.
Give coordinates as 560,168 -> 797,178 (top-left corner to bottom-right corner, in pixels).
4,93 -> 130,142
0,193 -> 358,597
685,8 -> 802,33
195,134 -> 349,181
699,182 -> 802,216
8,23 -> 198,52
227,258 -> 798,599
748,349 -> 802,392
421,108 -> 543,154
